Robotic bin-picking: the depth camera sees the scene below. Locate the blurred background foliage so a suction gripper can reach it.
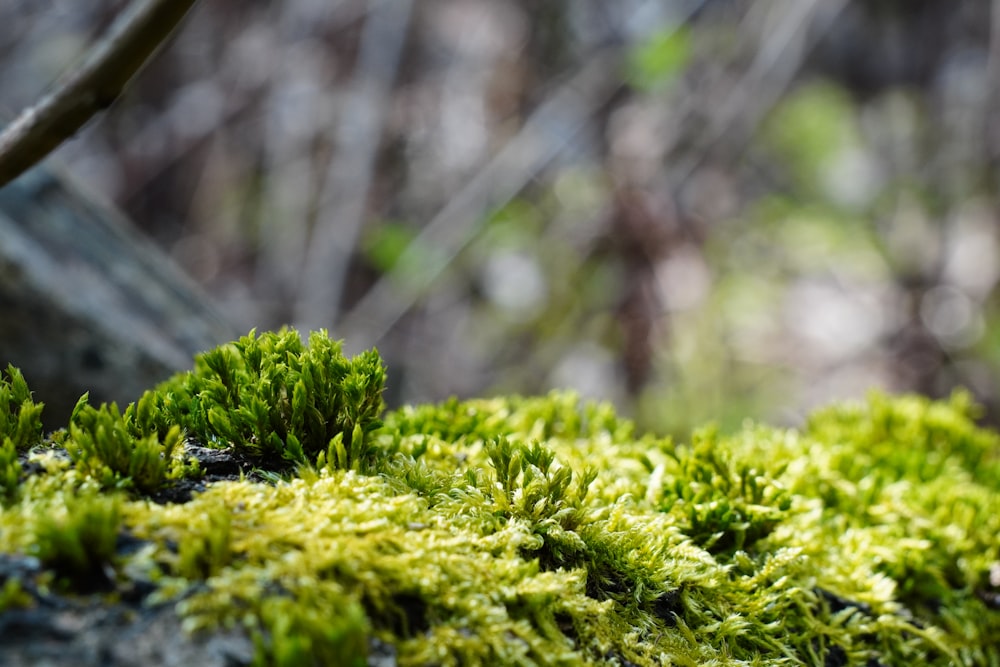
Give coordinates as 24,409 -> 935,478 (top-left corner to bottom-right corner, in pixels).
2,0 -> 999,437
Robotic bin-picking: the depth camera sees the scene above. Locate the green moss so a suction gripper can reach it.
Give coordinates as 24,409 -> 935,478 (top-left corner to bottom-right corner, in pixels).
0,364 -> 44,453
0,577 -> 31,612
0,364 -> 44,503
0,438 -> 20,504
31,492 -> 122,590
65,398 -> 189,494
1,330 -> 999,665
141,329 -> 386,470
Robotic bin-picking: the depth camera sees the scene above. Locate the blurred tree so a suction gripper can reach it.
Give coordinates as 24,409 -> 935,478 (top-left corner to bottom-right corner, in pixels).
3,0 -> 1000,435
0,0 -> 233,425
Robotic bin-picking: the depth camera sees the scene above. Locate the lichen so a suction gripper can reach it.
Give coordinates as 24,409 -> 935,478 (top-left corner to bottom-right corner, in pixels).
0,329 -> 998,665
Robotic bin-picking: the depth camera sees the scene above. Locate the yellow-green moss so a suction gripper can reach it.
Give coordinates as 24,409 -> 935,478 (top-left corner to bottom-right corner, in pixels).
0,330 -> 998,666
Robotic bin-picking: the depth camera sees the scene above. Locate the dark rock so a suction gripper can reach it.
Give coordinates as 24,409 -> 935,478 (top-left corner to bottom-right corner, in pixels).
0,167 -> 237,428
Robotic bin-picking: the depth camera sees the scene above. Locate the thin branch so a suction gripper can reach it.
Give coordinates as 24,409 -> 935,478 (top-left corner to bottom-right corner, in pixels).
335,47 -> 624,350
334,0 -> 846,353
0,0 -> 200,188
991,0 -> 1000,82
668,0 -> 848,186
293,0 -> 414,330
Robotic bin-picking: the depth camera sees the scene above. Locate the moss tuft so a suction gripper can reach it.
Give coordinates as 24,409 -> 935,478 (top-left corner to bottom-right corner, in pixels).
0,364 -> 45,503
0,364 -> 45,453
0,332 -> 998,665
65,398 -> 189,494
141,329 -> 386,471
30,492 -> 122,591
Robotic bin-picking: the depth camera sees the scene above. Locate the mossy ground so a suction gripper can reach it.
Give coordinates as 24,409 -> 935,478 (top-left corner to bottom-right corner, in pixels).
1,330 -> 999,666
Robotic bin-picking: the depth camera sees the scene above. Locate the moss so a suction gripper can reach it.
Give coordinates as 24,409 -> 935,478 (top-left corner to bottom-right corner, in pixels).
0,330 -> 999,665
140,329 -> 386,470
0,364 -> 44,453
64,399 -> 190,494
31,492 -> 122,591
0,364 -> 44,504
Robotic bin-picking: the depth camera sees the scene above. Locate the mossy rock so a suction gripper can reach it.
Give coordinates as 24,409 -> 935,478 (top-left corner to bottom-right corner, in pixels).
0,330 -> 998,666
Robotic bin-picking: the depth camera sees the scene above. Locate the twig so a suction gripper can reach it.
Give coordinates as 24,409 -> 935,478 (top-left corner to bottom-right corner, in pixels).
668,0 -> 849,186
0,0 -> 200,188
336,48 -> 624,349
991,0 -> 1000,81
293,0 -> 415,330
334,0 -> 847,352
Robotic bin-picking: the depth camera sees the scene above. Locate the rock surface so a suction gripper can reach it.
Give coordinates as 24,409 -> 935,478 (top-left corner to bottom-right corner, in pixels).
0,167 -> 236,426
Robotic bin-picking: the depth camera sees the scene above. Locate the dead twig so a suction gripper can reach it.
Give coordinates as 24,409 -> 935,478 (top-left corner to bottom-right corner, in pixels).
294,0 -> 415,330
335,47 -> 624,349
0,0 -> 200,188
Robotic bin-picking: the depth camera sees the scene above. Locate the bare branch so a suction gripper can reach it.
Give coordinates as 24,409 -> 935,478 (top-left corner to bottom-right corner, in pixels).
334,47 -> 624,350
0,0 -> 200,188
293,0 -> 415,331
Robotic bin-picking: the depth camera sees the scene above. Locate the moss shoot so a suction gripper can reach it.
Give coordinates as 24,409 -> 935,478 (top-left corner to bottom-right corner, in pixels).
0,329 -> 998,666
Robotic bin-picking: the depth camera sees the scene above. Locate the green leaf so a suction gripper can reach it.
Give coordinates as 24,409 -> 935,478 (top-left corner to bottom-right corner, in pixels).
628,27 -> 692,92
363,221 -> 418,273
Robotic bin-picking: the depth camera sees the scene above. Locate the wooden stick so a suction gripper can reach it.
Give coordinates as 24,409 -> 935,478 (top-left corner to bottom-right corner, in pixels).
0,0 -> 200,188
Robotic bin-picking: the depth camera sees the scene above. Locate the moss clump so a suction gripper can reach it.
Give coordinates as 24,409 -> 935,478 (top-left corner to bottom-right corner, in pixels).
0,329 -> 999,665
140,329 -> 386,470
31,493 -> 122,590
0,364 -> 44,453
64,399 -> 188,494
0,364 -> 44,503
